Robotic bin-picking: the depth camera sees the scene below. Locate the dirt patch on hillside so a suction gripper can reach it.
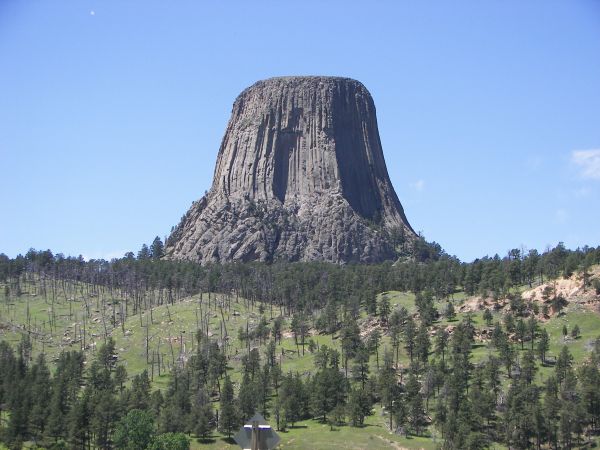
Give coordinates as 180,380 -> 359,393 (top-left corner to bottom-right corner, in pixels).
457,296 -> 500,313
457,269 -> 599,318
522,276 -> 582,302
359,315 -> 383,338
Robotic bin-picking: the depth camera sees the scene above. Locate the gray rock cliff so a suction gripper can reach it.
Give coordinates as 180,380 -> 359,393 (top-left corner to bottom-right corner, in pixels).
165,76 -> 416,264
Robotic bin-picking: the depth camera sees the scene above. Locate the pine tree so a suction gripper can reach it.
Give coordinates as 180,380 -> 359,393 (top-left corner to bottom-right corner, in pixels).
367,330 -> 381,369
340,317 -> 361,377
527,316 -> 537,350
279,372 -> 309,429
537,328 -> 550,364
311,367 -> 345,423
482,309 -> 493,326
571,324 -> 580,339
114,365 -> 127,395
91,390 -> 118,450
556,346 -> 573,385
218,376 -> 238,438
128,370 -> 151,411
347,387 -> 371,426
150,237 -> 164,259
434,328 -> 448,362
445,301 -> 456,321
516,319 -> 527,350
68,395 -> 91,450
238,372 -> 258,420
378,294 -> 391,325
189,389 -> 214,439
405,373 -> 425,436
256,365 -> 272,418
137,244 -> 151,260
404,317 -> 416,362
29,354 -> 51,440
415,323 -> 430,363
352,342 -> 370,389
378,351 -> 400,431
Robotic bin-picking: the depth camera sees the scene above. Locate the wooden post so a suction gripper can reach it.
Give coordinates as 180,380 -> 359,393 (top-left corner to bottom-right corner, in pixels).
251,421 -> 259,450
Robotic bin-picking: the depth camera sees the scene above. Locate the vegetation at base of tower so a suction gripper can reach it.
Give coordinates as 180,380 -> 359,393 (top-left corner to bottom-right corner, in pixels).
0,241 -> 600,449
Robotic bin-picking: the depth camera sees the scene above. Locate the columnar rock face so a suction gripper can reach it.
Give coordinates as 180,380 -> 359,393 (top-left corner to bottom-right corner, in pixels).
165,76 -> 416,264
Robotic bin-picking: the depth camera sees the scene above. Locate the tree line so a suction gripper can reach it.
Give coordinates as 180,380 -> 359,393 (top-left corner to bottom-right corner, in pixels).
2,240 -> 599,318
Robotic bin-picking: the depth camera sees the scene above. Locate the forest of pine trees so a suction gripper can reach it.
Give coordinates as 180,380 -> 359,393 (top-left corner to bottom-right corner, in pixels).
2,303 -> 600,449
0,240 -> 599,449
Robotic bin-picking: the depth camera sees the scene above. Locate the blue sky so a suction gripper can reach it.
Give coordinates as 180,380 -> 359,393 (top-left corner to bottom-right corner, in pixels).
1,1 -> 599,262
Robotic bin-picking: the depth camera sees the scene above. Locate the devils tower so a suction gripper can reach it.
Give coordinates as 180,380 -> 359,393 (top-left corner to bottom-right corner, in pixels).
165,76 -> 416,264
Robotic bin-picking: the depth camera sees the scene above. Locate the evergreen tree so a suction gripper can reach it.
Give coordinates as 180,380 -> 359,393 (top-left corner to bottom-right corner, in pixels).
91,390 -> 118,450
28,354 -> 51,440
434,328 -> 448,362
516,319 -> 527,350
571,324 -> 580,339
367,330 -> 381,369
189,389 -> 214,439
445,301 -> 456,321
482,309 -> 493,326
347,387 -> 371,426
68,395 -> 90,450
340,317 -> 361,376
150,237 -> 165,259
311,366 -> 346,422
352,342 -> 370,389
378,351 -> 401,431
238,371 -> 258,420
556,346 -> 573,386
404,317 -> 417,362
378,294 -> 391,325
405,373 -> 425,436
218,376 -> 238,438
279,372 -> 308,428
415,323 -> 430,363
128,370 -> 151,411
137,244 -> 151,260
537,328 -> 550,364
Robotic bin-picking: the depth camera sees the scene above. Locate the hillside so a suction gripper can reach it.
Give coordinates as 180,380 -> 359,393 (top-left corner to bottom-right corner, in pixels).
1,250 -> 600,449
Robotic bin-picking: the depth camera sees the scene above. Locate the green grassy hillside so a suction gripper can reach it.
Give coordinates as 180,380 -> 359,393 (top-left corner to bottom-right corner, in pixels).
1,270 -> 599,450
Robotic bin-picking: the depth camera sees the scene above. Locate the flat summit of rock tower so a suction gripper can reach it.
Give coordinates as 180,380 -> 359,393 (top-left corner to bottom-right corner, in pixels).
165,76 -> 416,264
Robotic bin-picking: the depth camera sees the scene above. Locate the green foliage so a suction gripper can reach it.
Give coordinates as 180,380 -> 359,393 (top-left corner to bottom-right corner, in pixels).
1,243 -> 600,450
378,294 -> 391,324
445,301 -> 456,321
346,387 -> 372,426
114,409 -> 155,450
593,278 -> 600,294
279,372 -> 310,429
150,236 -> 165,260
571,324 -> 580,338
148,432 -> 189,450
188,388 -> 214,438
218,376 -> 238,437
482,308 -> 492,326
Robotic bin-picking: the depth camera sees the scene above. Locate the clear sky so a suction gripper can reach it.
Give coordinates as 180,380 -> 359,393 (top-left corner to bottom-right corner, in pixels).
1,1 -> 599,262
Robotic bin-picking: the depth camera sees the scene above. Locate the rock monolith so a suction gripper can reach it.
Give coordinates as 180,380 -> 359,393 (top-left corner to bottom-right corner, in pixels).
165,76 -> 415,264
